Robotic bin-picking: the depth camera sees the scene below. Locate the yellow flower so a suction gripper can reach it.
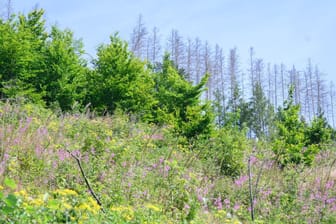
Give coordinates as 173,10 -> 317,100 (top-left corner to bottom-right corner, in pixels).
145,203 -> 161,212
88,197 -> 101,212
54,189 -> 78,196
63,202 -> 72,210
77,203 -> 90,212
110,205 -> 132,212
0,185 -> 3,191
110,205 -> 135,220
78,214 -> 89,224
30,198 -> 44,207
125,214 -> 133,221
15,190 -> 28,198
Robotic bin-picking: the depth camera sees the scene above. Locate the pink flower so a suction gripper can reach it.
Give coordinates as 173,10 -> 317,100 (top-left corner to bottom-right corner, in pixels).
164,165 -> 170,172
58,149 -> 69,161
197,194 -> 203,203
233,203 -> 240,211
234,175 -> 248,187
35,145 -> 43,158
224,199 -> 230,208
326,180 -> 334,190
214,196 -> 223,210
250,155 -> 258,165
326,198 -> 336,204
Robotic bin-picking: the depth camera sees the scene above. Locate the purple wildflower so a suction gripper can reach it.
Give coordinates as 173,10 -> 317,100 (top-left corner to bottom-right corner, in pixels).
233,203 -> 240,211
234,175 -> 248,187
224,198 -> 230,208
214,196 -> 223,210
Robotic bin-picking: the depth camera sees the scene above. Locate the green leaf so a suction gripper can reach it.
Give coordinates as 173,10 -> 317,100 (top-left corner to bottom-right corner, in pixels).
4,194 -> 18,207
4,177 -> 17,190
2,205 -> 15,214
48,199 -> 59,210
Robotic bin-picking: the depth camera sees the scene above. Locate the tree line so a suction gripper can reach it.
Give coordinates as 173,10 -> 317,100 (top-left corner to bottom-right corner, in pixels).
129,15 -> 336,131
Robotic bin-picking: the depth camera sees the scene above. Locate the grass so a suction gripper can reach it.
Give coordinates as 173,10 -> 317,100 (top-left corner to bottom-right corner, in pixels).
0,101 -> 335,223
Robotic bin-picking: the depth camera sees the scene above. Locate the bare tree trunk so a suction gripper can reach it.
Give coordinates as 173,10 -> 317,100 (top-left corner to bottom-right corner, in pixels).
130,14 -> 148,59
330,82 -> 335,128
280,63 -> 286,104
304,71 -> 311,121
249,47 -> 255,96
203,41 -> 212,100
314,65 -> 326,114
167,29 -> 185,69
186,38 -> 193,82
255,59 -> 263,87
229,47 -> 239,105
307,59 -> 316,116
267,63 -> 272,103
193,37 -> 202,84
274,64 -> 278,109
147,26 -> 161,63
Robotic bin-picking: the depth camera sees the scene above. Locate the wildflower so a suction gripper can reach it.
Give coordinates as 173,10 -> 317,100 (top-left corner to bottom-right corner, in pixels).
35,145 -> 43,158
234,175 -> 248,188
63,202 -> 72,210
110,205 -> 132,212
145,203 -> 161,212
88,197 -> 101,212
326,198 -> 336,204
15,190 -> 28,198
58,149 -> 69,161
214,196 -> 223,210
52,160 -> 58,169
0,185 -> 3,191
164,165 -> 170,172
54,188 -> 78,196
326,180 -> 334,190
30,198 -> 44,207
249,155 -> 258,165
233,203 -> 240,211
125,214 -> 133,221
77,203 -> 90,211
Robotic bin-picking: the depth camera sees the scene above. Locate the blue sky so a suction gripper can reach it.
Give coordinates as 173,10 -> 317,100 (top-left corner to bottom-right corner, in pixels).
10,0 -> 336,84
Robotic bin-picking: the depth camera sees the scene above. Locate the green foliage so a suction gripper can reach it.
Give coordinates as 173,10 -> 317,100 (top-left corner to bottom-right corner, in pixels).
0,9 -> 47,104
304,111 -> 332,150
87,34 -> 156,119
200,127 -> 248,177
221,84 -> 249,131
273,86 -> 317,167
248,82 -> 275,139
0,9 -> 87,110
153,54 -> 213,139
43,26 -> 87,111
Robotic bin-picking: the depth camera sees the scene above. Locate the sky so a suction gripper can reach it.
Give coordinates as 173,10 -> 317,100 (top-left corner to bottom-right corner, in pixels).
7,0 -> 336,85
